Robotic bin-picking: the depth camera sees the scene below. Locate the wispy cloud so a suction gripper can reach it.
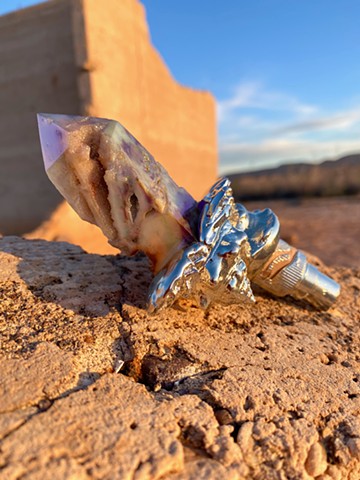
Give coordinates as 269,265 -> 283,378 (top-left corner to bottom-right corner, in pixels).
217,81 -> 317,123
274,108 -> 360,135
217,81 -> 360,173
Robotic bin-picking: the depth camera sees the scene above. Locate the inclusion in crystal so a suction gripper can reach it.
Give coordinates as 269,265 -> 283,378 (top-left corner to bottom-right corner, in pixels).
37,114 -> 197,272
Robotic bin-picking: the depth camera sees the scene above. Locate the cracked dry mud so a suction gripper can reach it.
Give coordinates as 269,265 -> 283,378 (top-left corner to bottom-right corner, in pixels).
0,236 -> 359,479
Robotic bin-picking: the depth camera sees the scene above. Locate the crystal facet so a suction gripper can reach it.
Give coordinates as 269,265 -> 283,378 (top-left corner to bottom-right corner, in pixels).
37,114 -> 197,272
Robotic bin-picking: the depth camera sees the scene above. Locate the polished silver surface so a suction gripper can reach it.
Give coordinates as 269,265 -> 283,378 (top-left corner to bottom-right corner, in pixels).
148,178 -> 254,313
148,178 -> 340,313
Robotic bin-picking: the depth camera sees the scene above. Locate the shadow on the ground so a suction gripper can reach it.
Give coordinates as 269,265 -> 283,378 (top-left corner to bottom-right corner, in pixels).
0,236 -> 152,316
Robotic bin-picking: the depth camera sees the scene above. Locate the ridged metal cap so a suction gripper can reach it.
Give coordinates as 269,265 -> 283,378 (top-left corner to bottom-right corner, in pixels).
253,240 -> 340,309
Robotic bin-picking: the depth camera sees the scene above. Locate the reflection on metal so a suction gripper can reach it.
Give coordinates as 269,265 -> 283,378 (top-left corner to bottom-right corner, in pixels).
38,115 -> 340,315
148,178 -> 340,313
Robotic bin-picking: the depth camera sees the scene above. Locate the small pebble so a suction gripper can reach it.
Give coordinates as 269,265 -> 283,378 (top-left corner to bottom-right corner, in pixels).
236,421 -> 254,452
305,442 -> 327,477
215,409 -> 233,425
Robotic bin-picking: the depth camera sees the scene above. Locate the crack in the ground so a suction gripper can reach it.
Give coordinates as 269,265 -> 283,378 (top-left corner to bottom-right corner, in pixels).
112,314 -> 239,434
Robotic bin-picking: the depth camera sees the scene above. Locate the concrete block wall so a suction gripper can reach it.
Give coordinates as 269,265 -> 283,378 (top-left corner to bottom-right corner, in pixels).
0,0 -> 217,236
0,0 -> 80,233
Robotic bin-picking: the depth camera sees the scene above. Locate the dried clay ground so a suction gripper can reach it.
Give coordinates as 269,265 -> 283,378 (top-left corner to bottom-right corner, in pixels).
0,197 -> 359,479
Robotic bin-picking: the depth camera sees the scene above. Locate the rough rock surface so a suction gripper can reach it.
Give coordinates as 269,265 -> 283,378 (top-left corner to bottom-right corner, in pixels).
0,236 -> 359,479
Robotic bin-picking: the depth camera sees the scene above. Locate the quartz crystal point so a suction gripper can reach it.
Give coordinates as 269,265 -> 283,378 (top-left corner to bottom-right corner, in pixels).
37,114 -> 197,273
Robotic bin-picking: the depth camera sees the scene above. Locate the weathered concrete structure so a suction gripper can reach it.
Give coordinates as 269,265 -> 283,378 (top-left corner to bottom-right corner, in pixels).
0,0 -> 217,236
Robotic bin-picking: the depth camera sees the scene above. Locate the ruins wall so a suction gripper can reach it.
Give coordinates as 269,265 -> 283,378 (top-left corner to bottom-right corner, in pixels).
79,0 -> 217,200
0,0 -> 79,234
0,0 -> 217,238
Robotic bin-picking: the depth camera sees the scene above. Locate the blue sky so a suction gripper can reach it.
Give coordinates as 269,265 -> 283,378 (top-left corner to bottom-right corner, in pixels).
2,0 -> 360,173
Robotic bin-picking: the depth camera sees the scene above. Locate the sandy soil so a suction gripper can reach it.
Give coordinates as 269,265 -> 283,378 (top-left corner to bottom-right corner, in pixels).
246,195 -> 360,269
0,236 -> 359,479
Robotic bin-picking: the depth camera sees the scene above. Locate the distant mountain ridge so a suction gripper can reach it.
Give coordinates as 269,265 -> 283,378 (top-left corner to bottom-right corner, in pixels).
228,154 -> 360,201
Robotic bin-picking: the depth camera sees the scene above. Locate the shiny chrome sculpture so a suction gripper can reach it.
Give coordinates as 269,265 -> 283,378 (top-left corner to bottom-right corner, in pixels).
38,114 -> 340,314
